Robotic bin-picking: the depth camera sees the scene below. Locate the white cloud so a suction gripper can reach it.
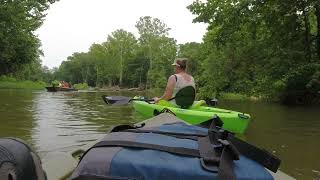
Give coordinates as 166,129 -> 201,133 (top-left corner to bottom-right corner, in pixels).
36,0 -> 207,68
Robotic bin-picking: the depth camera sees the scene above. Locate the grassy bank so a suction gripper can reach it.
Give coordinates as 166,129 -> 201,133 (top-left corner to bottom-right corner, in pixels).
219,93 -> 260,101
73,83 -> 89,90
147,89 -> 260,101
0,76 -> 46,90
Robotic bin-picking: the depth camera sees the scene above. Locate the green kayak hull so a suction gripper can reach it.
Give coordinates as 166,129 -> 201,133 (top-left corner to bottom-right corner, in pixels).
132,101 -> 251,134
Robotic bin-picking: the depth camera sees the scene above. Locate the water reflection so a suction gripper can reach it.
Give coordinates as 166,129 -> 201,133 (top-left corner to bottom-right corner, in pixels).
31,91 -> 142,155
0,90 -> 36,145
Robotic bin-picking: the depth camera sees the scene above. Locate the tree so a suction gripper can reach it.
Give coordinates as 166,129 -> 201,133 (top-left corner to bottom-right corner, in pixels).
106,29 -> 138,86
188,0 -> 320,104
135,16 -> 177,89
178,42 -> 205,76
0,0 -> 58,75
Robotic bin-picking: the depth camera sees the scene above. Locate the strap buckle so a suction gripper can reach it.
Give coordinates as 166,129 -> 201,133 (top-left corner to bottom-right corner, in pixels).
200,158 -> 219,172
218,139 -> 240,160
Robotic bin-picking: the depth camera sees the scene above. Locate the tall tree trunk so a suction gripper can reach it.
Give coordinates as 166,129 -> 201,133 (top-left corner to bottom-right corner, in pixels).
96,66 -> 99,87
146,45 -> 152,90
316,3 -> 320,61
119,45 -> 123,87
303,9 -> 311,62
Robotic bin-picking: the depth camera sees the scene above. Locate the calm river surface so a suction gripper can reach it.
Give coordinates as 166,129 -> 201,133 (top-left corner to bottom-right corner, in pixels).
0,89 -> 319,179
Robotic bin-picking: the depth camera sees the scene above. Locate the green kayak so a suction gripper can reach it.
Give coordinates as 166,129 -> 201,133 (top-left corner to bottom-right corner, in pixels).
132,99 -> 251,134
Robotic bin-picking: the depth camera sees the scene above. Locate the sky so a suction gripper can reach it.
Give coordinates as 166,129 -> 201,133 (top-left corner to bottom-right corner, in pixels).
36,0 -> 208,68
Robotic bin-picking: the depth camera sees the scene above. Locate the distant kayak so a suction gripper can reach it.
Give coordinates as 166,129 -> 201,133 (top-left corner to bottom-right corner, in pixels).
45,86 -> 77,92
132,97 -> 251,134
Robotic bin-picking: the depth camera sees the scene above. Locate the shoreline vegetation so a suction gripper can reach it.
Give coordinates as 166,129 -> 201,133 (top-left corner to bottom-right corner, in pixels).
0,78 -> 257,101
0,76 -> 46,90
2,79 -> 316,104
1,1 -> 320,105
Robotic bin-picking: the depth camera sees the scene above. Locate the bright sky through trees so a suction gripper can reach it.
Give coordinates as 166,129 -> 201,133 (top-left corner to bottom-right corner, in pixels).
36,0 -> 207,68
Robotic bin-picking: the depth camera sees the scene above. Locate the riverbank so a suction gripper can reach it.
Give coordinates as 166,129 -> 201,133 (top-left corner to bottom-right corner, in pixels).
146,88 -> 261,101
0,76 -> 46,90
219,93 -> 262,101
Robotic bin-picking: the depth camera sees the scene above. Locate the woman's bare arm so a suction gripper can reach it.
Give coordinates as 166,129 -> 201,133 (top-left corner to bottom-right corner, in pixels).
153,75 -> 176,102
161,75 -> 176,100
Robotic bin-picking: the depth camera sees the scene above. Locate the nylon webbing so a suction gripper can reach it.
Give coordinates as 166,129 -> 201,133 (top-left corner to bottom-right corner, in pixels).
209,115 -> 281,172
124,129 -> 207,137
91,139 -> 235,179
119,126 -> 280,172
218,146 -> 236,180
81,127 -> 237,180
93,140 -> 201,158
228,135 -> 281,173
198,136 -> 220,164
73,174 -> 131,180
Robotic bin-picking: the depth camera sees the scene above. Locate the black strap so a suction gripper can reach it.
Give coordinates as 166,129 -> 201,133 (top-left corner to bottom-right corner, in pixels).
209,115 -> 281,172
80,120 -> 238,180
124,129 -> 207,137
93,140 -> 201,158
109,123 -> 145,133
218,145 -> 237,180
111,120 -> 280,172
91,139 -> 237,180
228,134 -> 281,173
198,136 -> 220,172
72,174 -> 131,180
123,128 -> 280,173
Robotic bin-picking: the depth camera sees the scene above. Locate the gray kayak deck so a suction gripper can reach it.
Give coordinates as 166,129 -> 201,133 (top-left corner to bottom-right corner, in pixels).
43,113 -> 295,180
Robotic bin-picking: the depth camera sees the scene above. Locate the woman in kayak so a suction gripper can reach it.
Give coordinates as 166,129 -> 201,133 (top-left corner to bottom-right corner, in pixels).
153,58 -> 195,104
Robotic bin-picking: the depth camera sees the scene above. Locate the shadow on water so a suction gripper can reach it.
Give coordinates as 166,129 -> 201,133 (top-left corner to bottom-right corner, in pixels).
0,90 -> 319,179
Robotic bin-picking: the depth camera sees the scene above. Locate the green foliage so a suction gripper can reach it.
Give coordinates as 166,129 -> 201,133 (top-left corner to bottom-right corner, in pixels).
188,0 -> 320,104
136,16 -> 177,89
0,75 -> 46,90
178,42 -> 205,76
74,83 -> 89,90
280,63 -> 320,104
53,17 -> 176,90
2,0 -> 320,105
219,93 -> 250,101
0,0 -> 57,76
51,80 -> 59,87
0,75 -> 16,82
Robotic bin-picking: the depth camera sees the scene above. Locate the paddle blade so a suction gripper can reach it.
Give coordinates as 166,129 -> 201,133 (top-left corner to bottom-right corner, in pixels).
101,95 -> 131,105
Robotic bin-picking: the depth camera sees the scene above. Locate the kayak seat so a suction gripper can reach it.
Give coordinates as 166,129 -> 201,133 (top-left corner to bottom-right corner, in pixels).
157,86 -> 197,109
174,86 -> 196,109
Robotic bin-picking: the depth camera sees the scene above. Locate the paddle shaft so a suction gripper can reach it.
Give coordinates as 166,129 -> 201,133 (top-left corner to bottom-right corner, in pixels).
102,95 -> 154,105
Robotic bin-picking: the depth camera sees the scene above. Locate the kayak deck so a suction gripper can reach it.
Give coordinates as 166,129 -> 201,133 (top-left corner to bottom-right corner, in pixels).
133,101 -> 251,134
42,113 -> 295,180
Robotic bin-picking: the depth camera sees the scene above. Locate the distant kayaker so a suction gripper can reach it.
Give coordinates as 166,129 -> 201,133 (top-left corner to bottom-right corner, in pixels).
153,58 -> 195,104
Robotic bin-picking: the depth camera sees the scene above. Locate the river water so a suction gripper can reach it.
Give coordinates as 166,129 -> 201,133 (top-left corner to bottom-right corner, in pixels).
0,89 -> 319,179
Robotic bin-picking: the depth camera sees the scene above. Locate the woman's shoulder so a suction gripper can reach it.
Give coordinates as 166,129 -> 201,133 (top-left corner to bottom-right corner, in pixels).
184,73 -> 194,78
168,74 -> 178,82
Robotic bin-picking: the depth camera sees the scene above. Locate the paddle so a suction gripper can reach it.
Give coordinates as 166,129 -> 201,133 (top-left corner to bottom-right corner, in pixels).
101,95 -> 154,105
